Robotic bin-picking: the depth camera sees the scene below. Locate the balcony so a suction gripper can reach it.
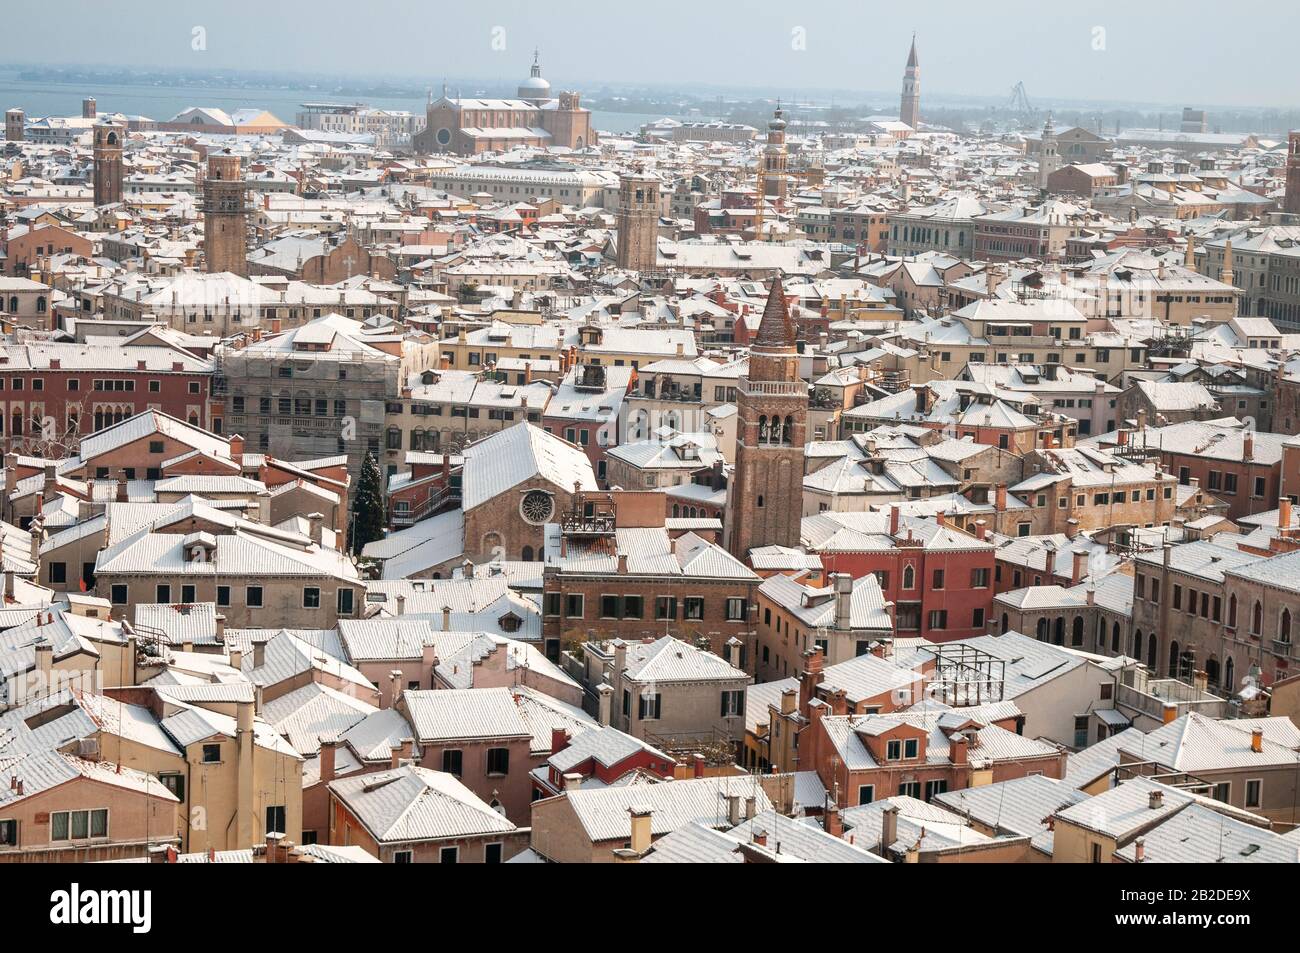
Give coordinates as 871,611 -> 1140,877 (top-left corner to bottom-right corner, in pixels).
737,379 -> 807,399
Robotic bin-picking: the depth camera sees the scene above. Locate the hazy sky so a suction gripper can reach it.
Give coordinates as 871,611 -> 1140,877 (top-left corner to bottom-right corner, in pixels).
7,0 -> 1297,108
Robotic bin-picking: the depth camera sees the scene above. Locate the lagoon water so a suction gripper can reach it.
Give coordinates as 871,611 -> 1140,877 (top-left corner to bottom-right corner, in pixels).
0,70 -> 673,136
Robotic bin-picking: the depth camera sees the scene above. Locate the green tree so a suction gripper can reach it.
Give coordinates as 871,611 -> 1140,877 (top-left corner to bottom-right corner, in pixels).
351,452 -> 386,556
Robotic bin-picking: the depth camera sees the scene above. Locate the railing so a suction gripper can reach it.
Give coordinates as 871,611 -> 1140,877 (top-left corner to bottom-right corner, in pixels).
737,379 -> 807,398
560,513 -> 616,536
391,486 -> 460,527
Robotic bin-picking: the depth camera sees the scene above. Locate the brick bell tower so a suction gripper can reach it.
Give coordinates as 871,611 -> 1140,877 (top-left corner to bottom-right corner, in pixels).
203,149 -> 248,275
727,275 -> 807,561
92,120 -> 125,206
1285,131 -> 1300,215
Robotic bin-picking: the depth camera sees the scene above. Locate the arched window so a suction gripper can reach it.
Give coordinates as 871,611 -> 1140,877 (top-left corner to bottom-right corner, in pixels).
783,416 -> 793,444
1224,657 -> 1235,695
1072,616 -> 1084,647
36,297 -> 46,313
1112,622 -> 1120,654
1252,601 -> 1263,635
1169,641 -> 1181,679
1000,612 -> 1008,634
902,565 -> 915,590
1228,594 -> 1237,628
521,545 -> 534,561
757,415 -> 767,443
1281,608 -> 1292,644
1036,617 -> 1048,641
1053,616 -> 1064,645
1205,657 -> 1220,689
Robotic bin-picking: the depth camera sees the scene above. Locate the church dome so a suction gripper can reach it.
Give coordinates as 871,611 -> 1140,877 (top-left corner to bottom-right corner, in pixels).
519,75 -> 551,95
518,52 -> 552,101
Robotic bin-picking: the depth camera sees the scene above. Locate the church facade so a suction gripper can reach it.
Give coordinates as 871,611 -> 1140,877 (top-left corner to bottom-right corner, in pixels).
413,54 -> 596,155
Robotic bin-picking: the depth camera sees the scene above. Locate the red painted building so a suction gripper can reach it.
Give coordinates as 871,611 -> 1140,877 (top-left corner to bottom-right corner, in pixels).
806,507 -> 996,642
0,341 -> 212,455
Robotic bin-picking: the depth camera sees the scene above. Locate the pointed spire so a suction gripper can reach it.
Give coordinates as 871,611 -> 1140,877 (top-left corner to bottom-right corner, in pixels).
754,275 -> 795,349
906,33 -> 919,69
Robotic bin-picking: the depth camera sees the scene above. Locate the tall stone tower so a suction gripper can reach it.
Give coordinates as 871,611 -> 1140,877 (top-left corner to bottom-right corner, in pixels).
5,108 -> 24,142
203,149 -> 248,275
900,34 -> 920,130
82,97 -> 96,120
92,121 -> 125,207
727,276 -> 807,561
615,169 -> 660,272
762,104 -> 789,210
1285,131 -> 1300,215
1038,113 -> 1061,189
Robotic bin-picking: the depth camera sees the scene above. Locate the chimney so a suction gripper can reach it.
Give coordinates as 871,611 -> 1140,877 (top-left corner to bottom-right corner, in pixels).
1135,838 -> 1145,863
1243,432 -> 1254,463
3,451 -> 17,499
724,637 -> 743,670
833,573 -> 853,631
1281,498 -> 1294,532
752,828 -> 768,848
995,484 -> 1007,513
889,504 -> 900,537
229,648 -> 243,670
307,513 -> 323,545
390,743 -> 403,770
824,802 -> 843,838
2,570 -> 12,603
42,463 -> 57,500
396,594 -> 406,617
628,805 -> 653,854
1065,518 -> 1079,540
35,640 -> 52,697
550,728 -> 570,755
253,641 -> 265,669
880,804 -> 899,855
229,433 -> 244,463
1148,789 -> 1164,810
950,729 -> 971,765
319,739 -> 337,782
1251,728 -> 1264,753
1044,544 -> 1058,580
935,509 -> 946,528
613,640 -> 627,676
116,475 -> 129,503
563,772 -> 583,792
974,518 -> 987,541
597,682 -> 613,727
780,687 -> 796,715
1072,550 -> 1088,584
693,753 -> 706,778
726,793 -> 742,827
798,649 -> 824,713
